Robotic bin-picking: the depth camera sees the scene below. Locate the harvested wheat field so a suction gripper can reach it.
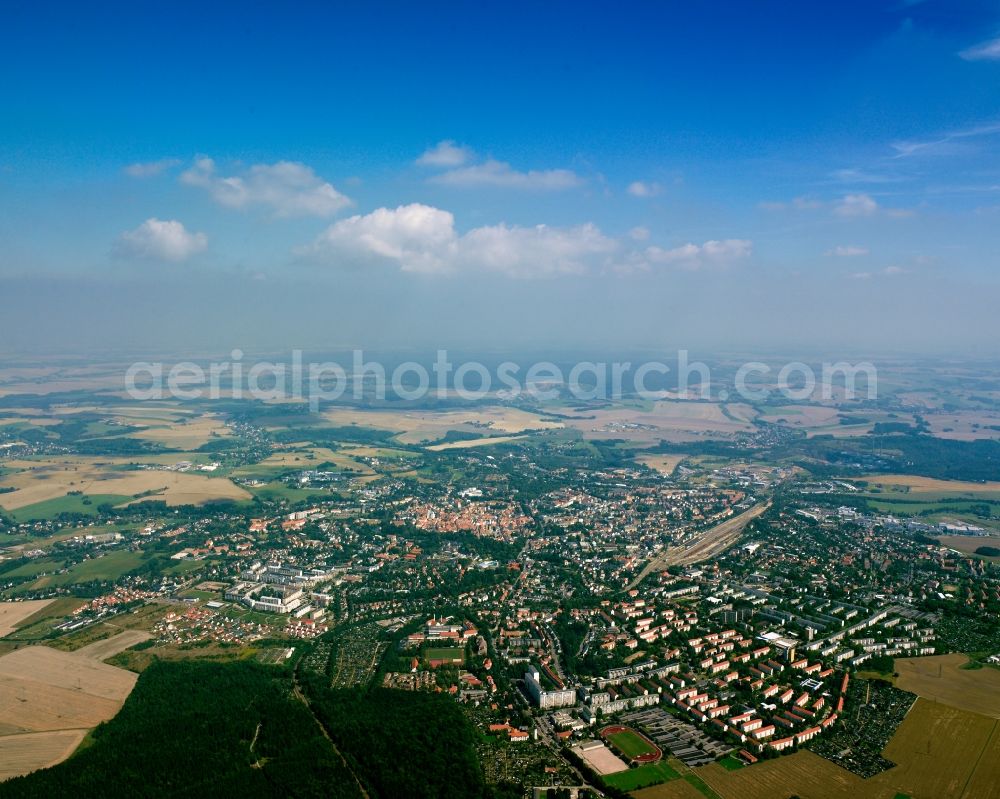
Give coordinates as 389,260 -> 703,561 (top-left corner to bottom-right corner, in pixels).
426,435 -> 527,451
861,474 -> 1000,496
125,414 -> 232,449
635,453 -> 688,476
0,457 -> 250,510
0,645 -> 137,780
668,698 -> 1000,799
0,601 -> 54,639
894,654 -> 1000,718
74,630 -> 152,661
0,729 -> 89,781
559,400 -> 755,444
867,698 -> 1000,799
321,406 -> 562,444
631,778 -> 706,799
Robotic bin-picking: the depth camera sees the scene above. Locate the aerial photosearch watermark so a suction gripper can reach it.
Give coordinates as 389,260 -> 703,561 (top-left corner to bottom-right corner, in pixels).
123,349 -> 878,411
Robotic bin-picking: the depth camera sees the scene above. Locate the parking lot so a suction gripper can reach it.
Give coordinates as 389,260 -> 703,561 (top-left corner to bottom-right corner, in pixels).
620,707 -> 730,767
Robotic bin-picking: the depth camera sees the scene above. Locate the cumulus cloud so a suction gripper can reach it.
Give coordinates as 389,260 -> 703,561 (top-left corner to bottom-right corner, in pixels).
115,218 -> 207,262
416,140 -> 472,167
627,180 -> 662,197
303,203 -> 614,278
641,239 -> 752,270
123,158 -> 181,178
826,245 -> 869,257
180,158 -> 351,217
832,193 -> 914,218
430,159 -> 582,190
959,36 -> 1000,61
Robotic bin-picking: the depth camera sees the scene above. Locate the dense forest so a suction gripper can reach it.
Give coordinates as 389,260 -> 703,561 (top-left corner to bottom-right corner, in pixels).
0,661 -> 363,799
301,673 -> 488,799
1,658 -> 495,799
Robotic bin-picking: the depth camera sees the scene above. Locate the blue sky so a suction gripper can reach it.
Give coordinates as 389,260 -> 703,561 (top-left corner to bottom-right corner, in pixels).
2,0 -> 1000,354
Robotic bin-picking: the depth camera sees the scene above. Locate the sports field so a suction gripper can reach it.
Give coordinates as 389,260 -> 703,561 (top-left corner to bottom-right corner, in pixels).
602,724 -> 661,762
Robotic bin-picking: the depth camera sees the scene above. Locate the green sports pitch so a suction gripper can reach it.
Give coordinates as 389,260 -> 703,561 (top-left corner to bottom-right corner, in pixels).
606,729 -> 657,759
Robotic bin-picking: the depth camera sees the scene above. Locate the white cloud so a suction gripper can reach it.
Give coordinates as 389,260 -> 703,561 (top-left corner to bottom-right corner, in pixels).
627,180 -> 662,198
123,158 -> 181,178
180,158 -> 351,217
759,196 -> 822,211
629,226 -> 651,241
115,218 -> 207,262
416,140 -> 472,167
303,203 -> 614,278
430,159 -> 582,190
834,193 -> 879,217
884,265 -> 907,275
642,239 -> 752,270
959,36 -> 1000,61
826,245 -> 869,257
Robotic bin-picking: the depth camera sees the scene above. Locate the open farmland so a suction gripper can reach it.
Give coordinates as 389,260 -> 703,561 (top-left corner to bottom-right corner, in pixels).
653,698 -> 1000,799
937,535 -> 1000,557
0,601 -> 54,639
558,400 -> 756,444
858,474 -> 1000,497
635,453 -> 688,476
631,778 -> 707,799
925,410 -> 1000,441
893,654 -> 1000,718
0,730 -> 89,782
74,630 -> 153,661
0,645 -> 138,779
123,414 -> 231,449
425,434 -> 527,451
321,406 -> 562,444
0,456 -> 250,512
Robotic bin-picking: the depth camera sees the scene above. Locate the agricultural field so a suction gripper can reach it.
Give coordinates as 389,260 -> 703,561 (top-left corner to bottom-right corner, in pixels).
0,644 -> 140,779
556,400 -> 756,444
631,779 -> 707,799
662,698 -> 1000,799
634,453 -> 688,476
0,601 -> 54,638
122,414 -> 231,449
924,410 -> 1000,441
0,456 -> 250,515
231,446 -> 374,479
857,474 -> 1000,499
73,630 -> 153,662
425,434 -> 527,451
867,699 -> 1000,799
893,654 -> 1000,718
936,535 -> 1000,558
0,730 -> 88,782
321,406 -> 562,444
